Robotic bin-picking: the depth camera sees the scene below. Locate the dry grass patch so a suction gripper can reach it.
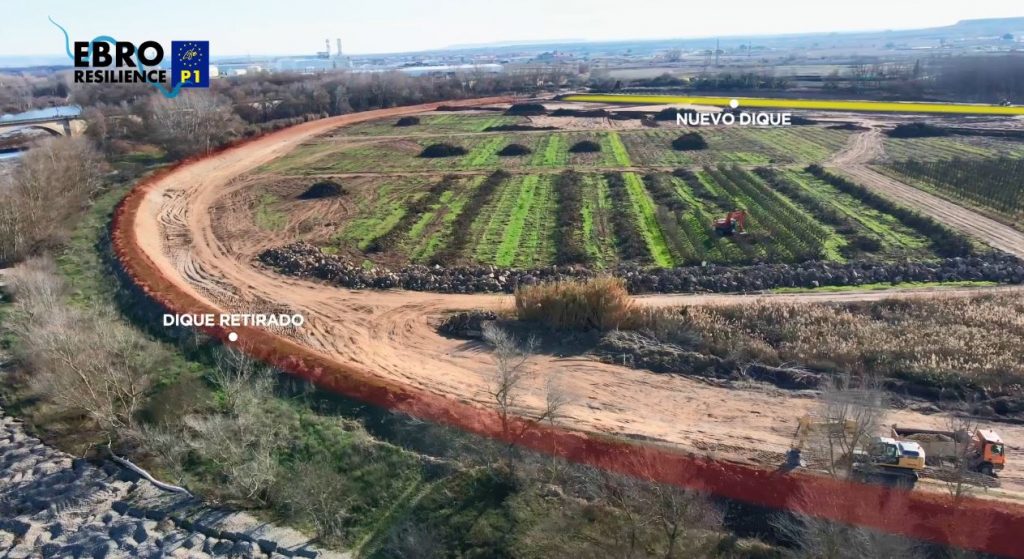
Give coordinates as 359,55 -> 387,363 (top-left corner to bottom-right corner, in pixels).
640,294 -> 1024,393
514,277 -> 632,331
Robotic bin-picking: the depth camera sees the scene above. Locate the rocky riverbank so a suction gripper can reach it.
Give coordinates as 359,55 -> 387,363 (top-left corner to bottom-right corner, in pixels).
259,242 -> 1024,294
0,410 -> 343,559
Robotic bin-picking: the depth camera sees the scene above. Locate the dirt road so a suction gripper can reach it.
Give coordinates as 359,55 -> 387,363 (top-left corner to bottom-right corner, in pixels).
123,102 -> 1024,493
829,126 -> 1024,258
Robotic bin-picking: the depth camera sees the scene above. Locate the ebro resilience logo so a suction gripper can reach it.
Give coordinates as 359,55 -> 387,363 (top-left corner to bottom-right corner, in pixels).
72,40 -> 209,89
50,18 -> 208,98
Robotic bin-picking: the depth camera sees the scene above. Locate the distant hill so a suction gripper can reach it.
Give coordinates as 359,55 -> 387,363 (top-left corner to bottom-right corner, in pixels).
951,17 -> 1024,29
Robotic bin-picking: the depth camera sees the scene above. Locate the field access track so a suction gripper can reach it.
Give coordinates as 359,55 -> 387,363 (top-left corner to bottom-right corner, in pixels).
112,97 -> 1024,558
839,165 -> 1024,258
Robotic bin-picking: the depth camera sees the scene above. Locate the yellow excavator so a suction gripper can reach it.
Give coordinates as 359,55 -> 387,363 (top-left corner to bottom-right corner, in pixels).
787,415 -> 925,488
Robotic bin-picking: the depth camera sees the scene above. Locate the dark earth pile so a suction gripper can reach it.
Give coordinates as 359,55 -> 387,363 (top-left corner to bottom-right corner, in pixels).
259,242 -> 1024,294
654,108 -> 698,121
420,143 -> 468,158
887,122 -> 950,138
789,115 -> 818,125
596,331 -> 823,390
826,122 -> 869,131
484,124 -> 558,132
594,331 -> 1019,414
297,180 -> 345,200
550,108 -> 610,117
504,103 -> 548,116
568,140 -> 601,153
497,144 -> 532,156
671,132 -> 707,151
395,116 -> 420,126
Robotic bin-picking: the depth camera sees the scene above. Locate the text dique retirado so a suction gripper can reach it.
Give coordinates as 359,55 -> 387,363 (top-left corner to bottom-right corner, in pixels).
163,313 -> 305,328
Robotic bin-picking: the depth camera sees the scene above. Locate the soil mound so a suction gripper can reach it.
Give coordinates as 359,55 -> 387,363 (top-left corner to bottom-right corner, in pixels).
504,103 -> 547,116
568,140 -> 601,153
298,181 -> 345,200
827,123 -> 870,131
887,123 -> 950,138
671,132 -> 707,151
420,143 -> 468,158
497,144 -> 532,156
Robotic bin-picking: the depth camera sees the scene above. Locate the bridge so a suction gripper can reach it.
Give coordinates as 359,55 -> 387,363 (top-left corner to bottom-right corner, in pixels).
0,106 -> 85,138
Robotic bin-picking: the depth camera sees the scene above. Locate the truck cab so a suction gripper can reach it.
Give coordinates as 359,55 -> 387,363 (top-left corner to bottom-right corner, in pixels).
976,429 -> 1006,475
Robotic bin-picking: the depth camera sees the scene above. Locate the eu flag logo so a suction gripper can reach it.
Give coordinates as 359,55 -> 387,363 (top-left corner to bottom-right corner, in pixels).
171,41 -> 209,88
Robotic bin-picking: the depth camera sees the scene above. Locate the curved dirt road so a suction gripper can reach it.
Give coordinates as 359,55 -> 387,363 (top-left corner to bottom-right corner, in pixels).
127,102 -> 1024,482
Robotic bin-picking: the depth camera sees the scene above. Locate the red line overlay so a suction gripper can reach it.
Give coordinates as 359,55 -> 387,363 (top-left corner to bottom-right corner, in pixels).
110,97 -> 1024,558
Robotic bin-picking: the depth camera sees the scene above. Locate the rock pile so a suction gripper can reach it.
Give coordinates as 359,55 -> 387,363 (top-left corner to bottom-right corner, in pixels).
617,254 -> 1024,293
0,410 -> 337,559
259,243 -> 594,293
437,311 -> 498,339
259,243 -> 1024,295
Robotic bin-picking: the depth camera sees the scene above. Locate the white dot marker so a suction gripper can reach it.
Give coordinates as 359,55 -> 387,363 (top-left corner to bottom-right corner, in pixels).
729,98 -> 740,109
228,332 -> 239,342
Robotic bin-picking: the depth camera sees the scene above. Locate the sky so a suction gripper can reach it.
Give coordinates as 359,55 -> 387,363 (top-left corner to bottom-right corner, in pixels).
1,0 -> 1022,59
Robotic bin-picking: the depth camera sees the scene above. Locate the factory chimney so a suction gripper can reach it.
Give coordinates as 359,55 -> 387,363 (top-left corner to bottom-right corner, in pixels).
336,39 -> 342,57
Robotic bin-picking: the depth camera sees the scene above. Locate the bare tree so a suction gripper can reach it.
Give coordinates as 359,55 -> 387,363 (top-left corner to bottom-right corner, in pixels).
941,414 -> 980,502
383,519 -> 443,559
136,423 -> 190,484
810,374 -> 887,478
5,258 -> 157,436
272,459 -> 354,545
179,350 -> 285,504
482,323 -> 567,476
0,137 -> 105,265
588,466 -> 652,559
147,90 -> 244,157
208,346 -> 275,414
772,486 -> 922,559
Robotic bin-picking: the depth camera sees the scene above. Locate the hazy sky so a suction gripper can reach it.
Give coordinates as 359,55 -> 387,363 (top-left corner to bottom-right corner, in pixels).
2,0 -> 1022,57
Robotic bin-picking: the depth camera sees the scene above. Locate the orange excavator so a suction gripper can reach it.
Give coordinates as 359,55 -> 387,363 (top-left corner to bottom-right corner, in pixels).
713,210 -> 747,236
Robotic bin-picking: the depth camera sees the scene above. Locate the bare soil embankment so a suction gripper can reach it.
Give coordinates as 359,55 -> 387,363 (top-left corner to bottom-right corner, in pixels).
112,99 -> 1024,557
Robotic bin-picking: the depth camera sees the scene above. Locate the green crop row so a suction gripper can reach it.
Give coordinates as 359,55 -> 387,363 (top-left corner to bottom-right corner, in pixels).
705,166 -> 831,262
780,170 -> 930,257
622,172 -> 675,267
885,157 -> 1024,223
533,134 -> 569,166
606,131 -> 632,166
431,170 -> 510,264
